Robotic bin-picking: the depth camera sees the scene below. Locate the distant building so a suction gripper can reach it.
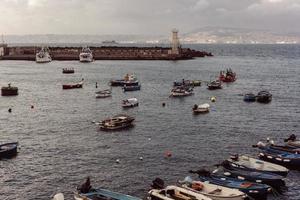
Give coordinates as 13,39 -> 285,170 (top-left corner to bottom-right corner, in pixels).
168,29 -> 181,55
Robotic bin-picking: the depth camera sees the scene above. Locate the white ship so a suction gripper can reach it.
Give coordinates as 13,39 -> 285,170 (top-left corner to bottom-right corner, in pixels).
36,47 -> 52,63
79,47 -> 93,62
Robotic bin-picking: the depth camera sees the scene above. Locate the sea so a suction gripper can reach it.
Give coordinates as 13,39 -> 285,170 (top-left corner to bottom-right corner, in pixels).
0,44 -> 299,200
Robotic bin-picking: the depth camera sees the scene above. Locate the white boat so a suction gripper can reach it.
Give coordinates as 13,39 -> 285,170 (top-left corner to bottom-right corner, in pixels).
227,154 -> 289,176
36,47 -> 52,63
79,47 -> 93,62
52,193 -> 64,200
193,103 -> 210,113
148,185 -> 212,200
170,88 -> 193,97
95,89 -> 111,98
180,177 -> 247,200
122,98 -> 139,108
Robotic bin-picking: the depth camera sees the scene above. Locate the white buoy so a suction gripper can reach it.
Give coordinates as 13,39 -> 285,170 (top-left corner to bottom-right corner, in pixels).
116,159 -> 120,163
139,156 -> 143,160
148,137 -> 151,141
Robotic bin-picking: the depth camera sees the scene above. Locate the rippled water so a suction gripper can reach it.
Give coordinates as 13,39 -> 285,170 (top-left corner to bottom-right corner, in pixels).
0,44 -> 299,200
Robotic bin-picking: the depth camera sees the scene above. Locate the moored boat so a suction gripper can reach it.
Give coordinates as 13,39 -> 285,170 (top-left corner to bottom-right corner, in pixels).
62,68 -> 75,74
99,114 -> 135,131
62,79 -> 83,89
227,154 -> 289,177
180,176 -> 247,200
170,86 -> 193,97
110,74 -> 139,86
122,98 -> 139,108
0,142 -> 18,159
256,91 -> 272,103
79,47 -> 93,62
1,83 -> 18,96
95,89 -> 111,98
284,134 -> 300,148
123,85 -> 141,92
243,93 -> 256,102
174,79 -> 201,87
219,69 -> 236,82
207,80 -> 222,90
36,47 -> 52,63
193,103 -> 210,114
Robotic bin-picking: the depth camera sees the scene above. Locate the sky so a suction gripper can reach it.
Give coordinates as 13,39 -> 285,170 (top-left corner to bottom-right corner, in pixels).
0,0 -> 299,35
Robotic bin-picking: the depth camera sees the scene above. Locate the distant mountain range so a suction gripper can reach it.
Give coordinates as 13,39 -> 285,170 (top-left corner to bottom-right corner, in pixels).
2,27 -> 300,45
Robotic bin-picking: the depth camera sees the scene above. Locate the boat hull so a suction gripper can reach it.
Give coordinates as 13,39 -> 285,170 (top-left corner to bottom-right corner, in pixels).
0,142 -> 18,159
62,83 -> 83,89
258,152 -> 300,170
1,88 -> 18,96
123,85 -> 141,92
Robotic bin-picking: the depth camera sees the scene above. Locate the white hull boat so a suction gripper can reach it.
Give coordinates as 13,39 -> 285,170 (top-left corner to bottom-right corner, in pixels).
193,103 -> 210,113
36,47 -> 52,63
79,47 -> 93,62
122,98 -> 139,108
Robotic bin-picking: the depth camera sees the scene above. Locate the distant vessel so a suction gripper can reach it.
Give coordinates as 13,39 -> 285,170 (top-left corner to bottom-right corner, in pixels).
36,47 -> 52,63
102,40 -> 118,45
79,47 -> 93,62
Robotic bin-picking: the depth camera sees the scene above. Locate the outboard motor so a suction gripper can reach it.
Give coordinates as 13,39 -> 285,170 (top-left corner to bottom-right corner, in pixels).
284,134 -> 296,142
151,178 -> 165,189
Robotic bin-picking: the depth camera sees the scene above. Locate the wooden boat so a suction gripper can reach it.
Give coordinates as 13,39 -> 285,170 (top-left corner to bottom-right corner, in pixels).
256,91 -> 272,103
193,103 -> 210,114
99,114 -> 135,131
180,176 -> 247,200
122,98 -> 139,108
62,80 -> 83,89
0,142 -> 18,159
170,87 -> 193,97
227,154 -> 289,177
148,185 -> 212,200
1,84 -> 18,96
123,85 -> 141,92
190,169 -> 270,200
207,80 -> 222,90
95,89 -> 111,98
219,69 -> 236,82
74,189 -> 141,200
243,93 -> 256,102
284,134 -> 300,148
62,68 -> 75,74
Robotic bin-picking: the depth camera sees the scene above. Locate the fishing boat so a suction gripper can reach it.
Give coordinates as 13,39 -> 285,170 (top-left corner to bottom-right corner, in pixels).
193,103 -> 210,114
52,193 -> 64,200
62,80 -> 83,89
284,134 -> 300,148
0,142 -> 18,159
255,141 -> 300,154
243,93 -> 256,102
148,185 -> 212,200
79,47 -> 93,62
256,91 -> 272,103
1,83 -> 18,96
110,74 -> 139,86
219,161 -> 286,190
95,89 -> 111,98
207,80 -> 222,90
62,68 -> 75,74
122,98 -> 139,108
123,85 -> 141,92
99,114 -> 135,131
219,69 -> 236,82
174,80 -> 201,87
180,176 -> 247,200
36,47 -> 52,63
190,169 -> 271,200
227,154 -> 289,177
170,87 -> 193,97
258,151 -> 300,170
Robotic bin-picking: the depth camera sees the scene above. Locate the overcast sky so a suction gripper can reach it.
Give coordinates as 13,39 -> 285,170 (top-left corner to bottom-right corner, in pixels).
0,0 -> 299,35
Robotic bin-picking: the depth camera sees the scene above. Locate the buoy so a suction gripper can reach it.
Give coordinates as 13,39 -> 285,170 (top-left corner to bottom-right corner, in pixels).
210,96 -> 216,102
31,105 -> 34,109
162,102 -> 166,107
139,156 -> 143,160
8,108 -> 12,113
116,159 -> 120,163
95,82 -> 98,88
164,151 -> 172,158
148,137 -> 151,141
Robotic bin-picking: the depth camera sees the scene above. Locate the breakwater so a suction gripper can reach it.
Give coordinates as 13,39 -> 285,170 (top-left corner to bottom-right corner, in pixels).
0,45 -> 213,61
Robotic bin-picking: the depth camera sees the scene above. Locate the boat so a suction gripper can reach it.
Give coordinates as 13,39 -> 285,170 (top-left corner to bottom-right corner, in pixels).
110,74 -> 139,86
170,86 -> 193,97
258,151 -> 300,170
284,134 -> 300,148
174,79 -> 201,87
193,103 -> 210,114
1,83 -> 18,96
256,91 -> 272,103
95,89 -> 111,98
227,154 -> 289,177
190,169 -> 271,200
79,47 -> 93,62
75,178 -> 141,200
62,80 -> 83,89
180,176 -> 247,200
52,193 -> 64,200
219,69 -> 236,82
243,93 -> 256,102
122,98 -> 139,108
148,185 -> 212,200
254,141 -> 300,154
0,142 -> 18,159
36,47 -> 52,63
207,80 -> 222,90
102,40 -> 119,45
219,160 -> 286,190
123,85 -> 141,92
99,114 -> 135,131
62,68 -> 75,74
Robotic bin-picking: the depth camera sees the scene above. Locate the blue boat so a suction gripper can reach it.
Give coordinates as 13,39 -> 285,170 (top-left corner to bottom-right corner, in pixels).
123,85 -> 141,92
190,169 -> 271,200
243,93 -> 256,102
0,142 -> 18,159
258,151 -> 300,170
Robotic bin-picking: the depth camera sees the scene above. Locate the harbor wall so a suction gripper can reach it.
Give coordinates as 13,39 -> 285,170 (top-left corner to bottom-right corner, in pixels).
0,46 -> 213,61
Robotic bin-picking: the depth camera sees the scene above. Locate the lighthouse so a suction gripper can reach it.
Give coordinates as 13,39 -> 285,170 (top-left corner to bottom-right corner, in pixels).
169,29 -> 180,55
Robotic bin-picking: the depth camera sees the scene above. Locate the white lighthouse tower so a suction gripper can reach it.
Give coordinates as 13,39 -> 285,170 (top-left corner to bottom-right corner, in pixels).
169,29 -> 180,55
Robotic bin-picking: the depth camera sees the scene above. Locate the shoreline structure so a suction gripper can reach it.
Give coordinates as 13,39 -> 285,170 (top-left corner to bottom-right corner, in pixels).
0,30 -> 213,61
